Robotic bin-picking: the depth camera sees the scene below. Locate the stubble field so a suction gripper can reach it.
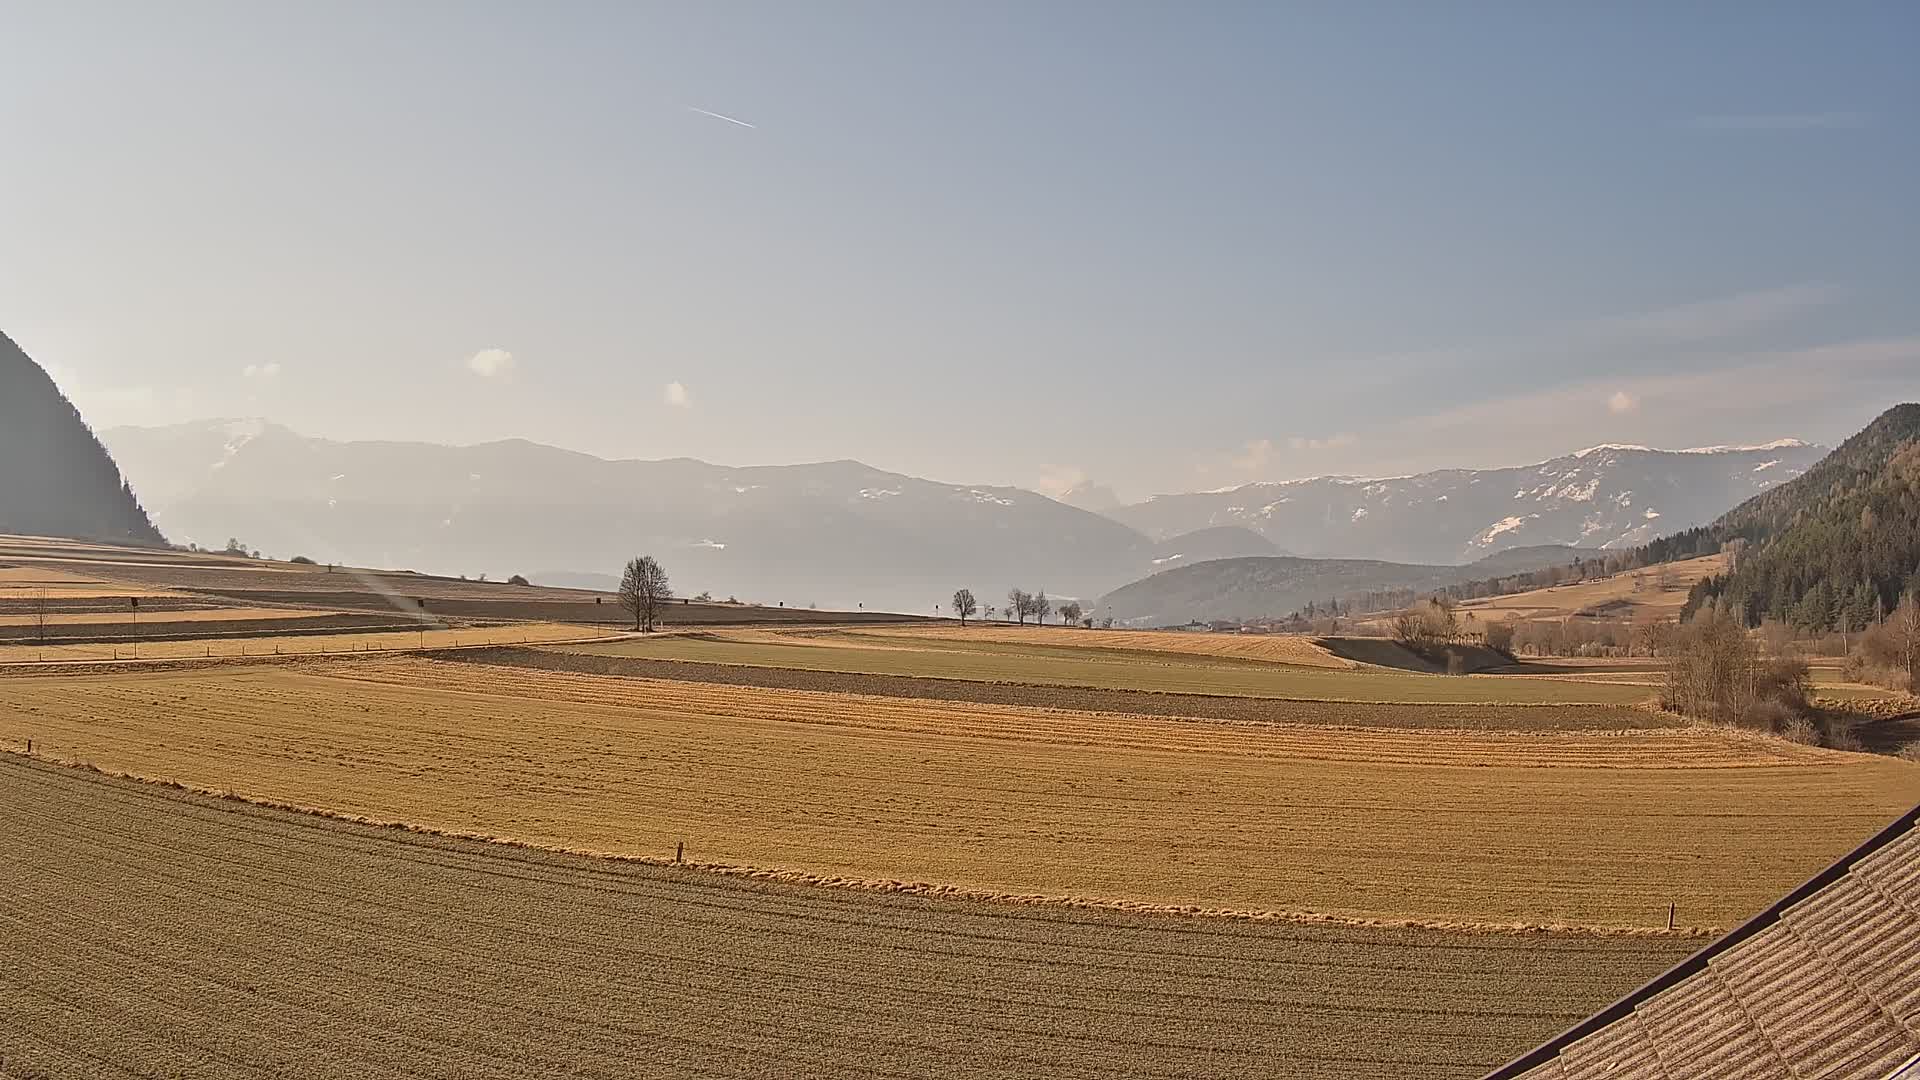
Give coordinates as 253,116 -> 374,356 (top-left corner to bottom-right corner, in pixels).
0,755 -> 1697,1080
4,657 -> 1913,929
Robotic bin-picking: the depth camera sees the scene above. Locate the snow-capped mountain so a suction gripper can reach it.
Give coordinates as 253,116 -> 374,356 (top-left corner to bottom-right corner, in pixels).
100,420 -> 1163,612
1106,440 -> 1824,565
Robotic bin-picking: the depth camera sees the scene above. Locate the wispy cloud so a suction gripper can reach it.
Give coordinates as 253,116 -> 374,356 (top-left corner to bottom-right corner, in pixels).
1590,284 -> 1841,344
1287,433 -> 1356,451
1688,112 -> 1867,131
1230,438 -> 1275,473
467,349 -> 514,379
1035,464 -> 1087,496
663,380 -> 692,409
1401,335 -> 1920,456
241,362 -> 282,380
684,105 -> 756,129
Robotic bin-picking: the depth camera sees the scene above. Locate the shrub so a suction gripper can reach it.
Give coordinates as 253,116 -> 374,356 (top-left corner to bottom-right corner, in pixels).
1822,720 -> 1864,753
1899,743 -> 1920,763
289,555 -> 316,565
1778,715 -> 1820,746
1483,621 -> 1515,656
507,574 -> 530,586
1737,698 -> 1800,734
1756,655 -> 1812,711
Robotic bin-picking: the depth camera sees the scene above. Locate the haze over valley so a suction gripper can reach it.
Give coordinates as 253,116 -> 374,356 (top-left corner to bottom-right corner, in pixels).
102,416 -> 1823,617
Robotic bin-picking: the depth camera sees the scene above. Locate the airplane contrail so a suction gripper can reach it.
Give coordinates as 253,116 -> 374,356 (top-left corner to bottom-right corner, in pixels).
684,105 -> 756,129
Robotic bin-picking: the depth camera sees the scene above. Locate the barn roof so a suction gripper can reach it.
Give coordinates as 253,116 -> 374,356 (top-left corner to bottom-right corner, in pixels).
1487,803 -> 1920,1080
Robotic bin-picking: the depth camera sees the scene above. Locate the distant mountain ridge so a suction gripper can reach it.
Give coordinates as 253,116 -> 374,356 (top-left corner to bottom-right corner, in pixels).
0,332 -> 163,546
103,417 -> 1830,618
102,419 -> 1170,613
1107,441 -> 1824,565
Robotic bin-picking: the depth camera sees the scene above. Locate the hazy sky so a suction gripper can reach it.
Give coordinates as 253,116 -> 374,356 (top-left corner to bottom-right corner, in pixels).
5,3 -> 1918,501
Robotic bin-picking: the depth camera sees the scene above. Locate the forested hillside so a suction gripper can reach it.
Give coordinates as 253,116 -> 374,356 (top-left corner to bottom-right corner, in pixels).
0,332 -> 164,545
1684,404 -> 1920,628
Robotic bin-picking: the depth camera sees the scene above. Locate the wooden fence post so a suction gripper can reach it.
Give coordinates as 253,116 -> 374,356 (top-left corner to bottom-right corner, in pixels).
676,841 -> 684,864
1668,902 -> 1676,931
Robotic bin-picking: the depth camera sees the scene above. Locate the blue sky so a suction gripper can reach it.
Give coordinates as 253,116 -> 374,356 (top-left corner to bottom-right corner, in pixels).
4,2 -> 1917,501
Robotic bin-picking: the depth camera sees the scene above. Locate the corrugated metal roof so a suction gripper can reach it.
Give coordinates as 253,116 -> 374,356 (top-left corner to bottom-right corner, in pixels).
1487,805 -> 1920,1080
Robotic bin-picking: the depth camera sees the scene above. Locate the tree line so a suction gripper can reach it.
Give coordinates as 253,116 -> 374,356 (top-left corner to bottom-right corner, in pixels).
947,587 -> 1090,628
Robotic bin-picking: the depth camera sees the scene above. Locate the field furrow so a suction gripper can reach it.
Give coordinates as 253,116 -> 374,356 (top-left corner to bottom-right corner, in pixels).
0,756 -> 1694,1080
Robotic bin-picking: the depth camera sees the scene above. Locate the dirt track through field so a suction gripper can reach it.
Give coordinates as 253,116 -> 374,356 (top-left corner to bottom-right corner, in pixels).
4,658 -> 1914,929
0,755 -> 1693,1080
470,646 -> 1668,728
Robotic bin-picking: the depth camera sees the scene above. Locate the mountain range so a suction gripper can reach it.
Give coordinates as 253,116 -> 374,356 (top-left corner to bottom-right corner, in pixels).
0,332 -> 163,546
100,419 -> 1184,612
99,419 -> 1821,616
1108,441 -> 1825,564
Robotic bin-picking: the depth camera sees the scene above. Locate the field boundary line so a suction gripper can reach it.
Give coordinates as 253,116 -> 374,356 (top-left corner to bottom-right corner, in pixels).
0,749 -> 1723,941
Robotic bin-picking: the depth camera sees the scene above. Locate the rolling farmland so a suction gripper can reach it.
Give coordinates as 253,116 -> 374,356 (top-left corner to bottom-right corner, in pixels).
4,657 -> 1914,929
0,755 -> 1696,1080
551,629 -> 1654,705
6,533 -> 1916,1079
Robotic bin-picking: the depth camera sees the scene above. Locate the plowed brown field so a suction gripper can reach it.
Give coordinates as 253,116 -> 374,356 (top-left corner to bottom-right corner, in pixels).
0,755 -> 1695,1080
4,658 -> 1914,930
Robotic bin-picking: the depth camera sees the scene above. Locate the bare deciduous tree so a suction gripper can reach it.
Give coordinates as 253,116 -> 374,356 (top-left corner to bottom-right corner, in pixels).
1031,590 -> 1051,627
1007,588 -> 1029,625
1897,592 -> 1920,692
1059,600 -> 1083,626
619,555 -> 672,632
952,588 -> 978,626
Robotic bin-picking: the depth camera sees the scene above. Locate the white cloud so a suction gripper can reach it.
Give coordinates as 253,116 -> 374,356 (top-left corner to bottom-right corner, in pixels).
1035,464 -> 1087,496
467,349 -> 515,378
1287,433 -> 1357,451
663,381 -> 691,409
1607,390 -> 1639,415
241,362 -> 282,380
1230,438 -> 1275,473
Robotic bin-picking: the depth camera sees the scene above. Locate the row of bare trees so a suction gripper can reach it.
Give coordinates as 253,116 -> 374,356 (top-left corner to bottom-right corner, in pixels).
946,588 -> 1088,628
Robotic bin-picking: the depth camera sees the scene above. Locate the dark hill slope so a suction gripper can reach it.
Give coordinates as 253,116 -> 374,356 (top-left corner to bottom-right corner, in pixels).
0,333 -> 163,545
1684,404 -> 1920,627
1096,545 -> 1587,626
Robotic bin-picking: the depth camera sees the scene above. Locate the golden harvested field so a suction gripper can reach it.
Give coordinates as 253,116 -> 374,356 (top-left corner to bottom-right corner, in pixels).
0,606 -> 328,627
1459,553 -> 1728,623
0,756 -> 1694,1080
866,623 -> 1357,667
0,622 -> 603,663
0,563 -> 188,600
6,658 -> 1915,930
554,629 -> 1653,704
